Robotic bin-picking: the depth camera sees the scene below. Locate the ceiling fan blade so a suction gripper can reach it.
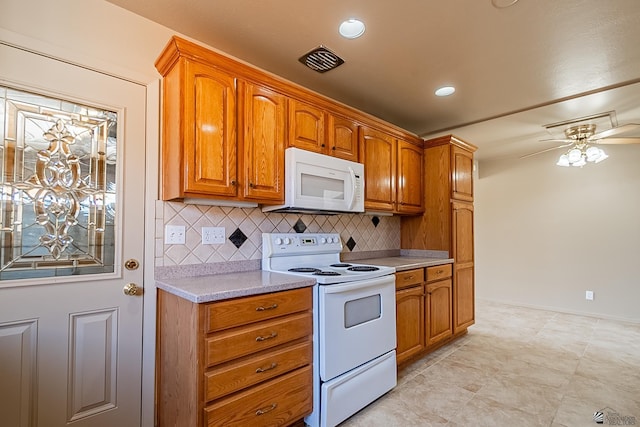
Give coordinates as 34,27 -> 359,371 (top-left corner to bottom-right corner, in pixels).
592,137 -> 640,145
590,123 -> 640,140
519,143 -> 573,159
538,138 -> 573,143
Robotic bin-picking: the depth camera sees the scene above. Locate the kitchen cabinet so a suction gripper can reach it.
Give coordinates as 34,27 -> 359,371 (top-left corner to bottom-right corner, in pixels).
288,99 -> 360,162
155,39 -> 285,204
395,269 -> 425,365
156,287 -> 313,427
425,265 -> 453,347
156,57 -> 238,201
400,135 -> 477,338
395,263 -> 453,366
238,81 -> 286,202
359,126 -> 423,214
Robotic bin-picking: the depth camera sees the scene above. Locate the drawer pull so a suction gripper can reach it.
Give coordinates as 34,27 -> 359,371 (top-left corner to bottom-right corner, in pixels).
255,303 -> 278,311
437,269 -> 443,274
255,332 -> 278,342
255,362 -> 278,373
255,403 -> 278,416
404,275 -> 414,280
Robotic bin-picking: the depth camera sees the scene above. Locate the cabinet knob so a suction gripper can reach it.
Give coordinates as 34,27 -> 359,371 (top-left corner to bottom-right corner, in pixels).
331,146 -> 336,150
230,180 -> 237,186
321,143 -> 326,148
249,182 -> 254,188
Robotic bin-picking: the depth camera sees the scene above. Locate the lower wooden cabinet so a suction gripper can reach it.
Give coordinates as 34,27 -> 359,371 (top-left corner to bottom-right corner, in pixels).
157,287 -> 313,426
395,264 -> 454,366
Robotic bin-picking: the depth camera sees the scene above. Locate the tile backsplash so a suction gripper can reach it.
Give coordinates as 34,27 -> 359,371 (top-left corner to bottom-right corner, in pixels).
155,201 -> 401,267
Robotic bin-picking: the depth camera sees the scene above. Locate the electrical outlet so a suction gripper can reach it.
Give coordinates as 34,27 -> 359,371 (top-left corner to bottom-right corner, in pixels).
585,290 -> 594,301
202,227 -> 225,244
165,225 -> 186,244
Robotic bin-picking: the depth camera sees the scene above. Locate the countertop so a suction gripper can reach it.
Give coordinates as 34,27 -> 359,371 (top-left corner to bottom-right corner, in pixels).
356,256 -> 454,271
155,270 -> 315,303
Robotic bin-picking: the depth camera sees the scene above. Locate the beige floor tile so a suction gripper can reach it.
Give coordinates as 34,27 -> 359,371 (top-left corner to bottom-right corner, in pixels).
340,301 -> 640,427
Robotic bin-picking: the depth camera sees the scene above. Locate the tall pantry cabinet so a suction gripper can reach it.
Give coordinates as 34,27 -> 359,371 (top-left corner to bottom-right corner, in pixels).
401,135 -> 477,335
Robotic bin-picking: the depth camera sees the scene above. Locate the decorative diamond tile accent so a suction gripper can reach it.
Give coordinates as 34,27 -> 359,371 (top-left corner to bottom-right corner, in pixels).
346,237 -> 356,251
229,228 -> 248,248
293,218 -> 307,233
371,216 -> 380,227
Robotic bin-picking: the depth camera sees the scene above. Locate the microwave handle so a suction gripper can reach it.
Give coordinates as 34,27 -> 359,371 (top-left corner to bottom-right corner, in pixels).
348,167 -> 357,210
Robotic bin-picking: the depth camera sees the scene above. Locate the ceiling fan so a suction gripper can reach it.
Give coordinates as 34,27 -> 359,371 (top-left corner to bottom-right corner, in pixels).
521,123 -> 640,165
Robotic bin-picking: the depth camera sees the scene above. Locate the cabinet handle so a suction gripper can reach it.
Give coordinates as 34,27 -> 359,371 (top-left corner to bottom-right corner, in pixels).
249,182 -> 254,188
256,303 -> 278,311
256,403 -> 278,416
256,332 -> 278,342
321,143 -> 326,148
255,362 -> 278,373
230,180 -> 236,186
437,269 -> 443,274
404,275 -> 414,281
331,146 -> 336,150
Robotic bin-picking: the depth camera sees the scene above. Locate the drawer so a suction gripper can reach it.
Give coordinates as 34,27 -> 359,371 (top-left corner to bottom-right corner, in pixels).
395,268 -> 424,289
205,287 -> 312,333
426,264 -> 452,282
205,340 -> 312,401
206,312 -> 312,366
205,365 -> 313,427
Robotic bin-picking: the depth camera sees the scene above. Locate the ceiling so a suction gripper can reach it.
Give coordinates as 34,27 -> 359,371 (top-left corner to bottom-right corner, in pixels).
107,0 -> 640,161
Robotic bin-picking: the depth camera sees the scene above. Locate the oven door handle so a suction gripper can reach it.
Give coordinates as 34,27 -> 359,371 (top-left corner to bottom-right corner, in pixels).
321,275 -> 394,294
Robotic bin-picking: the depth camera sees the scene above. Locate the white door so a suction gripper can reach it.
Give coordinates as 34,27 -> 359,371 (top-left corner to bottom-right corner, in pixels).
0,43 -> 145,426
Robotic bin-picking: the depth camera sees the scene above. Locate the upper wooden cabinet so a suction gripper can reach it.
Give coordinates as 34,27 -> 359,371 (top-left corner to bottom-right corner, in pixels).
360,127 -> 396,212
288,99 -> 359,162
359,126 -> 423,214
326,114 -> 359,162
396,139 -> 424,214
239,82 -> 286,202
288,98 -> 325,153
158,58 -> 238,201
451,145 -> 474,201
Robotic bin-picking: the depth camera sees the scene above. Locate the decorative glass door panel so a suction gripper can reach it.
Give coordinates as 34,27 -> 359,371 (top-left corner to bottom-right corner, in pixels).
0,86 -> 117,281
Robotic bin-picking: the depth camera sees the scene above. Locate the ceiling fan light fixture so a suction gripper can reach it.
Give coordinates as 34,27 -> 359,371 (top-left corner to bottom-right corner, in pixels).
557,144 -> 608,168
567,148 -> 583,163
557,154 -> 570,167
339,19 -> 365,39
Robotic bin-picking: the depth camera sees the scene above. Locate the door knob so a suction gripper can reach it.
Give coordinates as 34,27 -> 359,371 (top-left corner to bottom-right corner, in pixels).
123,283 -> 140,296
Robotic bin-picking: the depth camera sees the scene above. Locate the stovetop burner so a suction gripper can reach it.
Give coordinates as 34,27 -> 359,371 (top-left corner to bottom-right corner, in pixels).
314,271 -> 342,276
330,263 -> 352,268
288,267 -> 321,273
347,266 -> 380,272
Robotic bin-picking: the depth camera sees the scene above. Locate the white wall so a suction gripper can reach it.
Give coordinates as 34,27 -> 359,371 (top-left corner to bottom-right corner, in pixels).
475,143 -> 640,322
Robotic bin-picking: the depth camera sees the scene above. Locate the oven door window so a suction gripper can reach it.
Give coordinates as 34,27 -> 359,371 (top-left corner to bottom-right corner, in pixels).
344,294 -> 381,328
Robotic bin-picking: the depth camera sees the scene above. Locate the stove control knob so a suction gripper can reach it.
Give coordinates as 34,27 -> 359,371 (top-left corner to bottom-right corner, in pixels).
274,237 -> 283,245
320,237 -> 327,244
332,237 -> 339,243
284,237 -> 291,245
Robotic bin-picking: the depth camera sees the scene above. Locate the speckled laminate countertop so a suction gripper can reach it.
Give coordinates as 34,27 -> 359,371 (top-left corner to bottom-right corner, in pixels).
356,256 -> 454,271
155,270 -> 315,303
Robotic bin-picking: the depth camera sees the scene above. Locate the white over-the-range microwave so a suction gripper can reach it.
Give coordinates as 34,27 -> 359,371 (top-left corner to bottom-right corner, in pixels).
262,147 -> 365,215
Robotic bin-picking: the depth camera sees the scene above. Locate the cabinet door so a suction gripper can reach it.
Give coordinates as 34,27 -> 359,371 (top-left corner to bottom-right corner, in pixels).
239,82 -> 286,202
288,98 -> 325,153
395,285 -> 425,365
452,201 -> 474,266
172,61 -> 237,198
425,279 -> 453,347
451,145 -> 474,201
453,266 -> 475,333
327,114 -> 359,161
359,127 -> 396,211
396,140 -> 424,214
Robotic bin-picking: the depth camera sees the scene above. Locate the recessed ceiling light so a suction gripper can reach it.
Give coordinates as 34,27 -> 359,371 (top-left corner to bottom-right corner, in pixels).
435,86 -> 456,97
339,19 -> 365,39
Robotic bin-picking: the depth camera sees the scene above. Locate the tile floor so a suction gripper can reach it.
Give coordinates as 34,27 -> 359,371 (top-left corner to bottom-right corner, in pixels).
339,299 -> 640,427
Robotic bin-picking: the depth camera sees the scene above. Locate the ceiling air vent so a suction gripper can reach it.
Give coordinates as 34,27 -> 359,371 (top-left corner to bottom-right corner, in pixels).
298,46 -> 344,73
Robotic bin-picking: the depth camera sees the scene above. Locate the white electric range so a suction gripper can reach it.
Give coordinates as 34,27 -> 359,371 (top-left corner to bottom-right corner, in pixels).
262,232 -> 397,427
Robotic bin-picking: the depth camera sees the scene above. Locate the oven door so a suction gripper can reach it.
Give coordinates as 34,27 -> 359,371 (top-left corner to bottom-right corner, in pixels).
318,274 -> 396,381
